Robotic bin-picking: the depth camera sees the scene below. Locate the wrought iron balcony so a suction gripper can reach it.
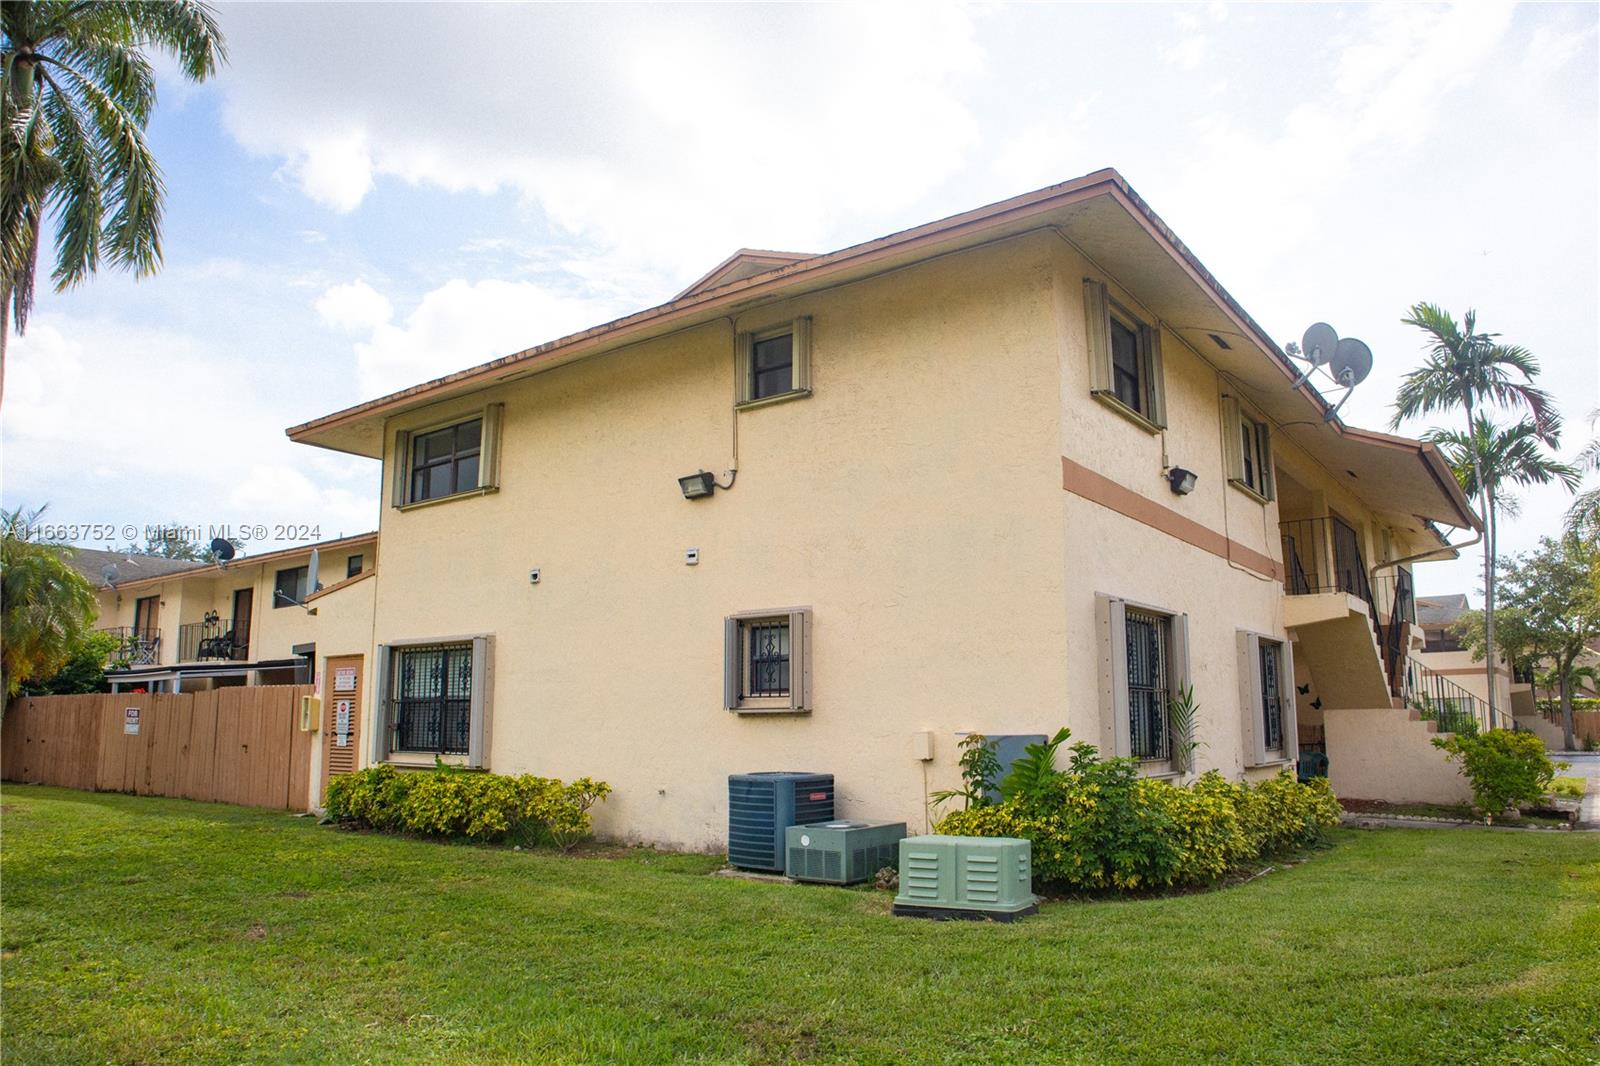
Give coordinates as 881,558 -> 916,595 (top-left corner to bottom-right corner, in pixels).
177,617 -> 250,663
98,627 -> 161,668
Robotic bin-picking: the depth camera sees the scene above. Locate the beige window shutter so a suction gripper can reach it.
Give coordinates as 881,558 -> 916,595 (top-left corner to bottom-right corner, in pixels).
792,317 -> 813,392
390,430 -> 411,508
479,403 -> 504,491
370,643 -> 392,764
1237,631 -> 1267,766
734,332 -> 754,404
1096,593 -> 1131,757
1258,420 -> 1276,501
723,617 -> 741,709
787,608 -> 812,713
1221,397 -> 1246,484
468,636 -> 491,769
1082,279 -> 1112,394
1143,323 -> 1167,428
1280,640 -> 1299,762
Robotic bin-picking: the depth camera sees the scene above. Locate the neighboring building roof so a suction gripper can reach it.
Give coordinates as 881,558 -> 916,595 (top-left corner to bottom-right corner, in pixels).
285,167 -> 1479,533
68,547 -> 207,587
99,531 -> 379,593
1415,594 -> 1471,626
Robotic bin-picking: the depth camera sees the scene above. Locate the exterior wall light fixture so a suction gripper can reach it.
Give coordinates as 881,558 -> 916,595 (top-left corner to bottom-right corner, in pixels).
1166,467 -> 1198,495
678,471 -> 717,500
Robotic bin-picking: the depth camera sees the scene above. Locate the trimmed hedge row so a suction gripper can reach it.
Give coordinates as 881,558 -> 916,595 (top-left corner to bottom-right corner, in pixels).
937,744 -> 1339,892
324,763 -> 611,850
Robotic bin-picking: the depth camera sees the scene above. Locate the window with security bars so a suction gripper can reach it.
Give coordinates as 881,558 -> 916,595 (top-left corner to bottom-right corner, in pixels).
1125,608 -> 1173,761
1259,638 -> 1284,752
745,620 -> 790,698
392,643 -> 473,755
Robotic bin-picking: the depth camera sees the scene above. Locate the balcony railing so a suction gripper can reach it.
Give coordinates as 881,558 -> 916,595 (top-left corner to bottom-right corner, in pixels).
177,617 -> 249,663
1399,656 -> 1494,734
99,627 -> 160,668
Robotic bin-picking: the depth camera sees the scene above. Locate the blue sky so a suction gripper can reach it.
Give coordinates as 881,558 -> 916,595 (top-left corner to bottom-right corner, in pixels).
3,1 -> 1595,601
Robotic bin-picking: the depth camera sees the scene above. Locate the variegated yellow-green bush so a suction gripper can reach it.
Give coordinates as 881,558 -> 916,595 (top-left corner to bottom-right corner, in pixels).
936,739 -> 1339,893
324,763 -> 611,850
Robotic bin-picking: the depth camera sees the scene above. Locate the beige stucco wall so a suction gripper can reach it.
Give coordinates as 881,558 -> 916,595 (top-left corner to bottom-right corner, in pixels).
302,573 -> 379,809
1324,707 -> 1471,805
1415,645 -> 1513,715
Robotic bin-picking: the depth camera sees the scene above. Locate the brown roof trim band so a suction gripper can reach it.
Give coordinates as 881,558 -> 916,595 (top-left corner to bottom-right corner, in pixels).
1061,456 -> 1283,582
304,566 -> 376,604
104,532 -> 379,593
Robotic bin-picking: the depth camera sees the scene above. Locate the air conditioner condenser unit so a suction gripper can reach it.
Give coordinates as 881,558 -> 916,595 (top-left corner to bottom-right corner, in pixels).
785,820 -> 907,885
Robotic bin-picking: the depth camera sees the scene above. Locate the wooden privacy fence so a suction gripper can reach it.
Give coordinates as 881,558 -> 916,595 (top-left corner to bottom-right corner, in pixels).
2,686 -> 315,811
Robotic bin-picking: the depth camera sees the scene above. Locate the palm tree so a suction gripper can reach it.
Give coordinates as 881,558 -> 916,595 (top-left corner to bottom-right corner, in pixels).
1392,304 -> 1557,725
1,1 -> 226,404
1425,415 -> 1580,587
1,506 -> 99,702
1568,411 -> 1600,536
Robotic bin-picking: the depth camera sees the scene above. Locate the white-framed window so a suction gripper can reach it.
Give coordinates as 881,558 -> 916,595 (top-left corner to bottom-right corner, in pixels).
1238,630 -> 1297,767
724,608 -> 812,713
372,635 -> 493,767
391,403 -> 504,509
1083,279 -> 1166,430
1223,397 -> 1275,501
736,318 -> 812,407
1097,594 -> 1190,768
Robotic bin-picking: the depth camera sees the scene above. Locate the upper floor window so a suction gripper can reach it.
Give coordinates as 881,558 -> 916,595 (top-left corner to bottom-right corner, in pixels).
1424,627 -> 1463,653
1224,397 -> 1275,501
390,404 -> 503,509
736,319 -> 812,407
346,554 -> 364,579
1084,280 -> 1166,430
273,566 -> 308,608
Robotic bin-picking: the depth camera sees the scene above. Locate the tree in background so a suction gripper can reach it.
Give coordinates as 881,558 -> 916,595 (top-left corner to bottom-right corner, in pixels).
116,527 -> 239,563
1479,535 -> 1600,751
1392,304 -> 1556,726
19,628 -> 116,695
1,0 -> 228,404
1424,415 -> 1578,648
1,506 -> 98,701
1569,410 -> 1600,536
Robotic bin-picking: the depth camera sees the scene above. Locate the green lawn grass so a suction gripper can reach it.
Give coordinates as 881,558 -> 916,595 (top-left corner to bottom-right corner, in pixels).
1551,776 -> 1587,799
2,785 -> 1598,1065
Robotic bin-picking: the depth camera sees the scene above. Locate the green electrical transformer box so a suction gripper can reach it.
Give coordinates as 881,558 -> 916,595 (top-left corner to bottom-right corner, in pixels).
892,835 -> 1037,921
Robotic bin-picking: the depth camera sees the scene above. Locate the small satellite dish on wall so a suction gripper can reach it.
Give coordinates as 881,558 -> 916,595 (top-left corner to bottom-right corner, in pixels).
1301,322 -> 1338,366
101,563 -> 120,586
1330,337 -> 1373,388
210,537 -> 236,564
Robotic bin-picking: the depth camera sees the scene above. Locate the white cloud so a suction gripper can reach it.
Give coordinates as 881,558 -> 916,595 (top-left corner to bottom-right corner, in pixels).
315,280 -> 393,334
215,4 -> 986,283
322,278 -> 631,398
1163,35 -> 1209,71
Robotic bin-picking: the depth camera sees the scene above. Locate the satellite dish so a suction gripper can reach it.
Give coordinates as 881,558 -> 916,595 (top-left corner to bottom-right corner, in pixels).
1300,322 -> 1338,366
101,563 -> 119,586
210,537 -> 236,563
1330,337 -> 1373,387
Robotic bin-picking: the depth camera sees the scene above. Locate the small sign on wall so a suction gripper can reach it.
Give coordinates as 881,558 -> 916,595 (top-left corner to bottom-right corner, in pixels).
123,707 -> 141,735
335,699 -> 352,747
333,667 -> 357,694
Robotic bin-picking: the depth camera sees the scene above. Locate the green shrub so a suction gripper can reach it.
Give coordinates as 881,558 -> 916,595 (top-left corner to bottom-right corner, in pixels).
1549,776 -> 1586,799
936,740 -> 1340,894
324,764 -> 611,849
1432,728 -> 1560,817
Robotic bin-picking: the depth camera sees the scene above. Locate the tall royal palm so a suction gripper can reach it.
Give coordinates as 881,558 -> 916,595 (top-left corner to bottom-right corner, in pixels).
1392,304 -> 1556,725
1424,416 -> 1578,608
1,0 -> 226,404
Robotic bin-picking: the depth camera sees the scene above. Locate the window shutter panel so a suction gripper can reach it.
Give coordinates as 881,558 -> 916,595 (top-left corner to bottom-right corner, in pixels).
1238,631 -> 1266,766
1171,612 -> 1191,689
723,617 -> 741,710
735,332 -> 754,404
791,317 -> 812,393
1258,422 -> 1276,501
370,643 -> 392,764
390,431 -> 411,508
468,636 -> 490,769
1097,594 -> 1130,758
1280,640 -> 1299,763
1221,397 -> 1245,483
788,608 -> 811,712
1082,280 -> 1112,394
479,403 -> 504,490
1143,324 -> 1167,428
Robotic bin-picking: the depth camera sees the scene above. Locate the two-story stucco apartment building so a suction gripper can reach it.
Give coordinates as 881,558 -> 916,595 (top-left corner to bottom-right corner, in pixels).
281,169 -> 1483,847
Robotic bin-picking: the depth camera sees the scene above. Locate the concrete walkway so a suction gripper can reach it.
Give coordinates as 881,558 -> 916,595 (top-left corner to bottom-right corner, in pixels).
1555,751 -> 1600,828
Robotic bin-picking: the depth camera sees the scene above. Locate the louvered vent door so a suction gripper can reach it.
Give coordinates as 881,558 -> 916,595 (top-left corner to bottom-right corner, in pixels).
321,655 -> 364,803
